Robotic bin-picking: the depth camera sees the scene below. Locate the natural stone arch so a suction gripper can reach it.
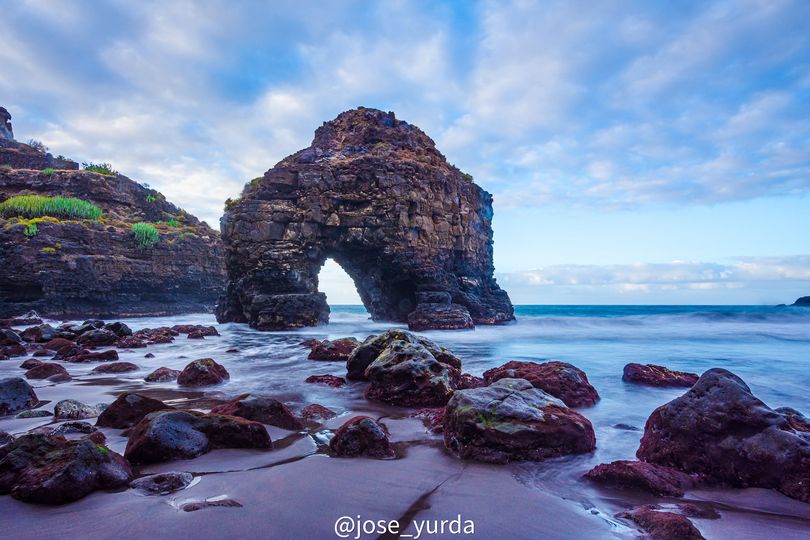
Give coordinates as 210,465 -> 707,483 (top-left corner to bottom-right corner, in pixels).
216,107 -> 514,330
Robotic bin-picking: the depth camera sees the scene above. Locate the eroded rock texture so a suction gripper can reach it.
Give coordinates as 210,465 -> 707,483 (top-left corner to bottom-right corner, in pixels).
217,107 -> 513,330
0,109 -> 225,318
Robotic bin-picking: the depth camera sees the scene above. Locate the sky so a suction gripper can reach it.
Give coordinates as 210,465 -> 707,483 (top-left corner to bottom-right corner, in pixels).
1,0 -> 809,305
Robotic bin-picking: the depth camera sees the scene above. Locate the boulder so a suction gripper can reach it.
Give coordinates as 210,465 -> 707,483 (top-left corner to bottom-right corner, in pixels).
407,303 -> 474,331
76,329 -> 119,346
301,404 -> 336,421
0,433 -> 132,504
364,340 -> 458,407
307,337 -> 360,361
0,329 -> 22,345
483,360 -> 599,407
43,337 -> 75,351
20,324 -> 56,343
0,377 -> 38,416
24,363 -> 71,382
171,324 -> 219,336
616,505 -> 704,540
54,399 -> 106,420
117,336 -> 146,348
130,472 -> 194,495
329,416 -> 396,459
584,460 -> 697,497
347,329 -> 460,381
636,368 -> 810,503
443,378 -> 596,463
144,367 -> 181,382
15,409 -> 52,419
0,311 -> 42,327
91,362 -> 138,374
124,410 -> 272,464
96,393 -> 172,429
177,358 -> 230,386
623,363 -> 699,387
305,374 -> 346,388
0,432 -> 11,446
19,358 -> 43,370
104,322 -> 133,337
210,395 -> 303,430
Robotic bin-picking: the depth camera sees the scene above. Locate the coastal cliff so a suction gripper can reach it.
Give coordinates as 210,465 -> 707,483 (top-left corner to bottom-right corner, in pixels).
216,107 -> 514,330
0,107 -> 225,317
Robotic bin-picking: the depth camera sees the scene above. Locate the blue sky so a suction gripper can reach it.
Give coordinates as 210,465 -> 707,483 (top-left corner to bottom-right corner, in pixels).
1,0 -> 809,304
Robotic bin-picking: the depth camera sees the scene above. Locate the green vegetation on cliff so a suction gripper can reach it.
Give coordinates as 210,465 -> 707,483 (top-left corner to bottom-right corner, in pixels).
82,161 -> 118,176
131,222 -> 159,249
0,195 -> 102,221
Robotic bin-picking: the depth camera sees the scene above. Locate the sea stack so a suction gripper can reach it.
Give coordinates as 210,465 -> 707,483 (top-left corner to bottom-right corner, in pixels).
0,107 -> 226,318
216,107 -> 514,331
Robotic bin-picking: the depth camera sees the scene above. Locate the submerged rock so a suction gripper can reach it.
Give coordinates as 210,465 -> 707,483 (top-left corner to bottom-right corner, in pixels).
210,395 -> 303,430
623,363 -> 699,387
181,498 -> 243,512
616,505 -> 704,540
130,472 -> 193,495
483,360 -> 599,408
346,329 -> 460,381
584,460 -> 697,497
19,358 -> 43,370
443,378 -> 596,464
76,329 -> 119,346
329,416 -> 396,459
15,409 -> 52,419
307,337 -> 360,361
91,362 -> 138,374
364,340 -> 458,407
300,404 -> 336,421
20,324 -> 56,343
125,410 -> 272,464
144,367 -> 181,382
177,358 -> 230,386
54,399 -> 106,420
24,362 -> 71,382
215,107 -> 514,331
305,374 -> 346,388
0,377 -> 38,416
96,393 -> 172,429
637,368 -> 810,503
0,433 -> 132,504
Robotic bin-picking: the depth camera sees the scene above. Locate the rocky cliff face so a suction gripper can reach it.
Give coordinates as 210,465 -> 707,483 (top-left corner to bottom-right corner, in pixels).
0,110 -> 225,318
217,107 -> 514,330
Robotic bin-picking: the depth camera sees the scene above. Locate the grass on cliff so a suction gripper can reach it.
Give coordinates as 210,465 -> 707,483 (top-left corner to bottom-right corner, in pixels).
131,222 -> 159,249
0,195 -> 103,221
82,162 -> 118,176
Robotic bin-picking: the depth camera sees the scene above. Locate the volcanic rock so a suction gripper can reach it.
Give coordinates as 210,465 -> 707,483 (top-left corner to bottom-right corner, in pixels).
407,303 -> 474,331
181,499 -> 243,512
792,296 -> 810,306
300,404 -> 336,421
0,377 -> 38,415
210,395 -> 303,430
91,362 -> 138,374
53,399 -> 106,420
483,360 -> 599,408
307,337 -> 360,361
177,358 -> 230,386
623,363 -> 699,387
20,324 -> 56,343
364,340 -> 458,406
616,505 -> 704,540
636,368 -> 810,503
443,378 -> 596,463
329,416 -> 396,459
103,321 -> 132,337
215,107 -> 513,331
24,363 -> 71,382
124,410 -> 272,464
96,393 -> 172,429
76,329 -> 119,346
131,471 -> 194,495
305,374 -> 346,388
144,367 -> 180,382
0,433 -> 132,504
584,460 -> 697,497
0,118 -> 225,319
346,329 -> 461,381
19,358 -> 43,370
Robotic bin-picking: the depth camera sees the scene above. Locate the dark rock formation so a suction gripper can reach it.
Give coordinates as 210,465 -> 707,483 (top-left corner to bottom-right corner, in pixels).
25,362 -> 71,382
305,374 -> 347,388
364,340 -> 459,406
443,378 -> 596,463
637,368 -> 810,503
346,329 -> 460,381
209,395 -> 303,430
177,358 -> 230,386
53,399 -> 106,420
144,367 -> 180,382
91,362 -> 138,374
0,107 -> 12,141
411,407 -> 446,433
306,337 -> 360,361
96,393 -> 172,429
0,433 -> 132,504
124,410 -> 272,464
0,377 -> 38,416
616,505 -> 704,540
130,471 -> 193,495
216,107 -> 513,331
792,296 -> 810,306
623,363 -> 699,387
483,360 -> 599,408
584,460 -> 696,497
0,113 -> 225,318
181,499 -> 243,512
329,416 -> 396,459
300,403 -> 336,421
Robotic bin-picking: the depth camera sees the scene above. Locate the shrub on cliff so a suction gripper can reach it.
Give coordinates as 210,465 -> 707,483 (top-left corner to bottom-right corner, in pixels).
0,195 -> 102,221
131,222 -> 159,249
82,161 -> 118,176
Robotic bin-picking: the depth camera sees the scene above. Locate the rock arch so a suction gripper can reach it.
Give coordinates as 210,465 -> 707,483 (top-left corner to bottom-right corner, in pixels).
216,107 -> 514,330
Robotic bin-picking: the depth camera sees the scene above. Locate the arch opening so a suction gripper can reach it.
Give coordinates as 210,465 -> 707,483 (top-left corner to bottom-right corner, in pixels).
317,258 -> 368,315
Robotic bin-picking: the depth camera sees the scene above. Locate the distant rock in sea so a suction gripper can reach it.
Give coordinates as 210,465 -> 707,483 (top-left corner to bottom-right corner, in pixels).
792,296 -> 810,306
0,105 -> 225,318
216,107 -> 514,331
